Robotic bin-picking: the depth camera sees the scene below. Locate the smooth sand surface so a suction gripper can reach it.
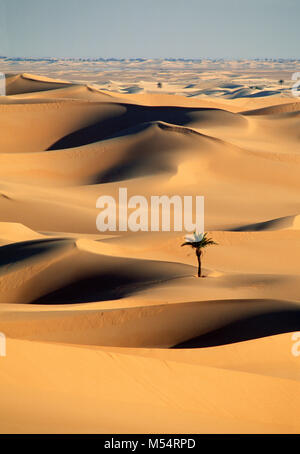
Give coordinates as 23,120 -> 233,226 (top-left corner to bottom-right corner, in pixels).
0,61 -> 300,433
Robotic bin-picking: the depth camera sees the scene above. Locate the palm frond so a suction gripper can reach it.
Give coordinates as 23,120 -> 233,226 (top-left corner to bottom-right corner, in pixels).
200,238 -> 217,248
181,232 -> 217,250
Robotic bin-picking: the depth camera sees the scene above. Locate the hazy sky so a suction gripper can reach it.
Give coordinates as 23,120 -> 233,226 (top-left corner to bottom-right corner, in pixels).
0,0 -> 299,59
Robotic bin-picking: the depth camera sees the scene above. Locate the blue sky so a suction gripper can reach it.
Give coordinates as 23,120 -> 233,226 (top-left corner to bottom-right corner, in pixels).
0,0 -> 299,59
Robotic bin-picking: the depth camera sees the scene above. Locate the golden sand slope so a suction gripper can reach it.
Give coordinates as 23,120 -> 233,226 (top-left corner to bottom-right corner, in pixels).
0,72 -> 300,434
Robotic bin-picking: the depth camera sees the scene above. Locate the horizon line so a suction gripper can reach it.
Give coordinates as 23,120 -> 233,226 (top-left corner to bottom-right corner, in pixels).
1,56 -> 300,62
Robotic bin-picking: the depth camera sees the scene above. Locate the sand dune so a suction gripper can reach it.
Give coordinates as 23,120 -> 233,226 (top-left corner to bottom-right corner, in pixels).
0,66 -> 300,434
242,102 -> 300,116
5,73 -> 72,95
232,214 -> 300,231
1,335 -> 299,434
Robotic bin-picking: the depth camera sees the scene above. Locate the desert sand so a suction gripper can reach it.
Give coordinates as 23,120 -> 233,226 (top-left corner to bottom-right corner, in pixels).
0,59 -> 300,434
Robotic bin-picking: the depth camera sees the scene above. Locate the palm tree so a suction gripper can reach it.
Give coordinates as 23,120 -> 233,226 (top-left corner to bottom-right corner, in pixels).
181,232 -> 217,278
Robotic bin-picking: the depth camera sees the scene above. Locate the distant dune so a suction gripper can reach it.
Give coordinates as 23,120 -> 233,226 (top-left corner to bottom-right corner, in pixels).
0,63 -> 300,434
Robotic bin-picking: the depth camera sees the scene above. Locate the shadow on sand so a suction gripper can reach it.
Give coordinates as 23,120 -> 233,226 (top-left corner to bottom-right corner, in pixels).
173,309 -> 300,348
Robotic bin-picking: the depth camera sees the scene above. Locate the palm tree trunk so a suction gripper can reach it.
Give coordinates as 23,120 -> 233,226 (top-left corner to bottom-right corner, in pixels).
196,249 -> 202,277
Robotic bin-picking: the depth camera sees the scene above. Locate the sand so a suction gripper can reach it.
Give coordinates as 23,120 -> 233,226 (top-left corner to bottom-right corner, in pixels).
0,60 -> 300,434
